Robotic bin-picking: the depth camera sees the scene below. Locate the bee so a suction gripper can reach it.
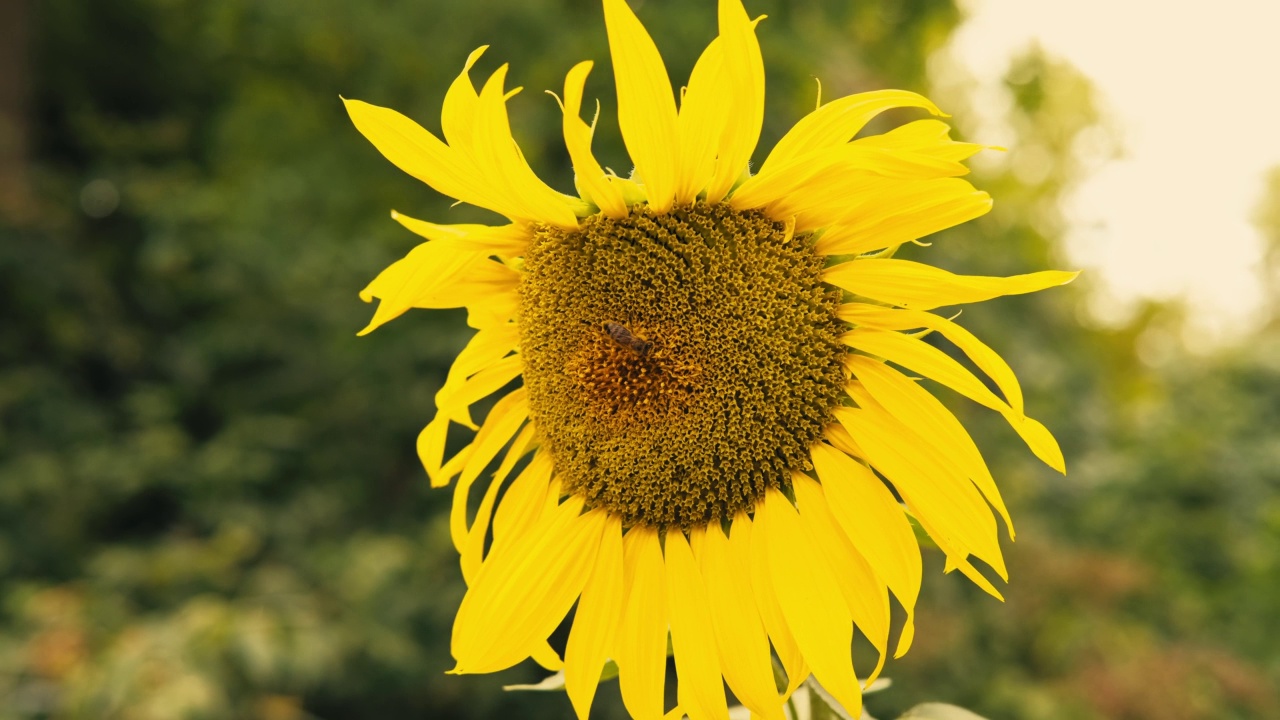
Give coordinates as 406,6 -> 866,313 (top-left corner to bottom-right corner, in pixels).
603,321 -> 653,357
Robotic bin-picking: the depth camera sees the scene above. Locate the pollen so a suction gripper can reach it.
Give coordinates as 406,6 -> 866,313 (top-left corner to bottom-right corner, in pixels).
519,202 -> 846,528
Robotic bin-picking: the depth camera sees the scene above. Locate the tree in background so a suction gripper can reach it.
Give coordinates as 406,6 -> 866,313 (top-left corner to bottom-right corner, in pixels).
0,1 -> 1276,718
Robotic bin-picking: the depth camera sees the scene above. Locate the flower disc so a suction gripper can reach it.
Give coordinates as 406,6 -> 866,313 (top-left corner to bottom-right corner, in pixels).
520,202 -> 846,528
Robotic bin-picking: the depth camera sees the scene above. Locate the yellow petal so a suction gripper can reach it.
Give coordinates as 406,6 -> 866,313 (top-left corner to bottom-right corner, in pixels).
466,303 -> 512,331
461,422 -> 537,584
437,442 -> 474,491
411,259 -> 521,315
450,388 -> 528,555
562,61 -> 629,218
698,524 -> 785,720
845,302 -> 1049,471
343,97 -> 525,223
764,174 -> 899,234
843,327 -> 1001,411
472,65 -> 580,229
440,323 -> 521,399
441,46 -> 488,149
704,0 -> 764,203
456,387 -> 529,492
435,353 -> 524,428
853,118 -> 984,163
792,473 -> 891,684
603,0 -> 680,213
847,355 -> 1013,538
616,526 -> 669,720
665,530 -> 730,720
733,146 -> 966,217
762,172 -> 896,228
841,327 -> 1065,473
565,514 -> 625,720
834,403 -> 1005,581
391,211 -> 531,258
675,38 -> 727,203
532,641 -> 564,671
810,443 -> 920,658
358,246 -> 519,335
459,291 -> 520,334
688,525 -> 707,559
1007,412 -> 1067,475
530,646 -> 565,675
357,240 -> 483,335
491,451 -> 554,554
757,89 -> 943,175
942,550 -> 1005,602
545,475 -> 563,512
814,179 -> 992,256
417,412 -> 452,486
451,497 -> 604,673
758,490 -> 862,718
745,512 -> 808,696
824,422 -> 866,459
823,258 -> 1078,311
839,304 -> 1024,414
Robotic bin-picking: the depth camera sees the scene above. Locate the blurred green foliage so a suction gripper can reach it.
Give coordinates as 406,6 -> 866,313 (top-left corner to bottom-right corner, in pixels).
1,0 -> 1278,718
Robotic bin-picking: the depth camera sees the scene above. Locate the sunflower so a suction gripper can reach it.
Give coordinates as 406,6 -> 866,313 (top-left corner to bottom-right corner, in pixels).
343,0 -> 1073,718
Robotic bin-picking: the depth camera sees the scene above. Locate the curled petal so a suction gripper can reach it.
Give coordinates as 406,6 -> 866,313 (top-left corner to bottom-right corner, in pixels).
561,61 -> 630,217
841,327 -> 1065,472
837,400 -> 1006,582
823,258 -> 1078,311
757,89 -> 943,175
813,179 -> 992,256
846,354 -> 1014,537
472,66 -> 581,228
391,211 -> 531,258
449,388 -> 529,555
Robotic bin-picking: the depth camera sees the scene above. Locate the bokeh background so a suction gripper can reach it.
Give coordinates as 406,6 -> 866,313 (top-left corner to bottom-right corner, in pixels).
3,0 -> 1279,718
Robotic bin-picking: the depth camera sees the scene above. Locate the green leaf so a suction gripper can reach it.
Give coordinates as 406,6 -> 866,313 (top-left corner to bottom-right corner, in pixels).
501,670 -> 565,692
805,677 -> 856,720
865,678 -> 894,695
501,660 -> 619,693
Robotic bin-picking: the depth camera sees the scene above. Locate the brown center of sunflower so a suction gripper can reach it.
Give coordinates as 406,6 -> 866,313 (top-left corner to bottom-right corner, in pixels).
519,202 -> 846,529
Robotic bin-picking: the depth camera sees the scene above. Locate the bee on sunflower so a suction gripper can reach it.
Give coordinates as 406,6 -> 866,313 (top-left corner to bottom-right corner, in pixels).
343,1 -> 1074,718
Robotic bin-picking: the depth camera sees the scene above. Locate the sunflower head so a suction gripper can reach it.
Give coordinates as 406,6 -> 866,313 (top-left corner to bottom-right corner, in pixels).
343,1 -> 1075,718
522,202 -> 847,529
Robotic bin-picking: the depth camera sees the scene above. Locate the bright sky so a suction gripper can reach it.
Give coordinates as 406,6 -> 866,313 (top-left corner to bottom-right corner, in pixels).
943,0 -> 1280,343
